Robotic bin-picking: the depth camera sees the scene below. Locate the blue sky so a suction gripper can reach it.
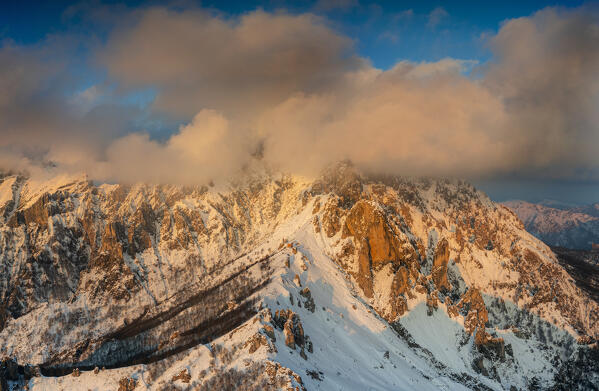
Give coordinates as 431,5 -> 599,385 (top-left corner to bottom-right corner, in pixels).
0,1 -> 597,204
1,0 -> 585,67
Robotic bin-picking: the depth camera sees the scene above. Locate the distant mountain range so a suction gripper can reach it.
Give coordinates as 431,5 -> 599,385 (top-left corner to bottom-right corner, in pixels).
503,200 -> 599,249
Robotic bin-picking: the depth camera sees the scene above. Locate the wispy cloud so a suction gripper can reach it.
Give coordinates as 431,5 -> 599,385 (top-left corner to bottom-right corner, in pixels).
378,30 -> 399,43
393,9 -> 414,22
427,6 -> 448,28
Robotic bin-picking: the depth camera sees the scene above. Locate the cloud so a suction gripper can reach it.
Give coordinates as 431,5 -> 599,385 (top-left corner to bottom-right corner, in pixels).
98,8 -> 365,119
256,60 -> 511,178
482,6 -> 599,179
0,36 -> 151,178
0,41 -> 67,148
427,6 -> 448,28
96,110 -> 249,184
393,9 -> 414,22
0,5 -> 598,187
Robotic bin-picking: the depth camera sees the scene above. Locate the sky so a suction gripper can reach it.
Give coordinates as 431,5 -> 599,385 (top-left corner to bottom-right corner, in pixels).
0,0 -> 598,204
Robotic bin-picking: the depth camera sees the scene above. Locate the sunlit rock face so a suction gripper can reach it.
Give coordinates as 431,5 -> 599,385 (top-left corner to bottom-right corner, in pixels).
432,238 -> 451,291
0,164 -> 598,390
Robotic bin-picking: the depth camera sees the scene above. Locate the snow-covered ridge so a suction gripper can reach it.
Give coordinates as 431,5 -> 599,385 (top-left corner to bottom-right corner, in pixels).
0,165 -> 597,390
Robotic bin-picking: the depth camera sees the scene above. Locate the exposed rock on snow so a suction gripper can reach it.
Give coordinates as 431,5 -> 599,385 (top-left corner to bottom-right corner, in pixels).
432,238 -> 451,291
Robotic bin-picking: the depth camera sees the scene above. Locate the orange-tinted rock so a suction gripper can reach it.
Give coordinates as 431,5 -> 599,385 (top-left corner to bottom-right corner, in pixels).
312,200 -> 321,214
321,198 -> 343,238
447,305 -> 459,318
415,284 -> 427,294
262,324 -> 276,341
390,295 -> 408,319
388,266 -> 410,320
126,226 -> 152,257
343,200 -> 403,298
458,288 -> 489,338
284,321 -> 296,349
265,361 -> 306,391
312,215 -> 320,233
21,194 -> 50,229
99,221 -> 126,259
118,377 -> 137,391
343,201 -> 398,266
426,292 -> 439,316
245,333 -> 270,354
474,328 -> 490,345
171,368 -> 191,383
355,238 -> 374,298
431,238 -> 451,291
273,310 -> 306,350
391,266 -> 410,295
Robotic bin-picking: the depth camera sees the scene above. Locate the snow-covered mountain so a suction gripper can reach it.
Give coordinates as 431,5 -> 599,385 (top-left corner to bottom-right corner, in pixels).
0,163 -> 598,390
503,200 -> 599,250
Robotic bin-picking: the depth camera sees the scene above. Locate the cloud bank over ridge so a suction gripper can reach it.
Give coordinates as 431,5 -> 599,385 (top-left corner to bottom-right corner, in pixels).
0,5 -> 597,185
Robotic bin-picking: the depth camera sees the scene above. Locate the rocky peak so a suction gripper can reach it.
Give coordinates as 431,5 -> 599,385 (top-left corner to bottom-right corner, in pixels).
310,161 -> 363,208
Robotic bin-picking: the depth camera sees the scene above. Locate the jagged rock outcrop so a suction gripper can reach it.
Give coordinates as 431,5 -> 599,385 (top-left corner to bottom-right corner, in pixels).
273,310 -> 305,351
118,377 -> 137,391
265,361 -> 306,391
171,368 -> 191,383
432,238 -> 450,291
457,287 -> 505,359
299,288 -> 315,313
310,161 -> 363,208
459,288 -> 489,337
321,198 -> 343,238
245,333 -> 271,354
343,200 -> 399,298
340,199 -> 421,303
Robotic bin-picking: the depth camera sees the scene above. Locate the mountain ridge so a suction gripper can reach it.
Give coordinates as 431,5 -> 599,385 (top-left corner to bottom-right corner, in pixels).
503,200 -> 599,249
0,164 -> 598,390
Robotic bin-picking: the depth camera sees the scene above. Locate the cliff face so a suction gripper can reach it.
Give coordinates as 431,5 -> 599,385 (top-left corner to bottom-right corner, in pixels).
314,167 -> 598,340
0,164 -> 598,390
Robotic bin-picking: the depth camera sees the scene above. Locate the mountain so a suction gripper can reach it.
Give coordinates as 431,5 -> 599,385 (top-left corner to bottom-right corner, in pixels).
552,247 -> 599,304
503,200 -> 599,250
571,203 -> 599,218
0,163 -> 598,390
